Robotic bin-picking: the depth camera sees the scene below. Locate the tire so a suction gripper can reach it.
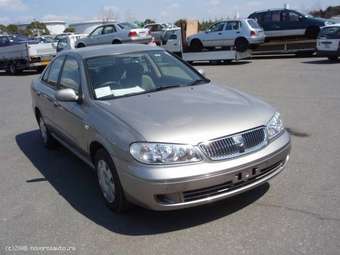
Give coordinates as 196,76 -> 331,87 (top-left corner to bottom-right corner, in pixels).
112,40 -> 122,44
76,43 -> 85,48
38,116 -> 57,149
95,149 -> 129,213
328,56 -> 338,61
305,26 -> 320,39
36,66 -> 45,73
8,63 -> 20,75
190,39 -> 203,52
234,37 -> 249,53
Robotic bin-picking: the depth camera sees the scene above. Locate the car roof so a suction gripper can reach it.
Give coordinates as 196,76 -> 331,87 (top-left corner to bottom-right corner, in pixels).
60,44 -> 163,59
250,8 -> 298,14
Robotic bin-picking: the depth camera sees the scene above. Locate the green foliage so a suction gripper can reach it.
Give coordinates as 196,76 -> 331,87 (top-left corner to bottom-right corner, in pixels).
144,19 -> 156,25
199,20 -> 219,31
26,21 -> 50,36
309,5 -> 340,18
0,24 -> 7,33
64,27 -> 76,33
6,24 -> 19,34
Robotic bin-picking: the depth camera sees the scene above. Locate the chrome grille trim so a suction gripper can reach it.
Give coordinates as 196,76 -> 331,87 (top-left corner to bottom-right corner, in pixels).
199,127 -> 267,160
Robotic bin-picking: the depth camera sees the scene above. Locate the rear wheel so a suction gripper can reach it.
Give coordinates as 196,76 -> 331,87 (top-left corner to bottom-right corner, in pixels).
76,43 -> 85,48
95,149 -> 129,213
112,39 -> 122,44
8,63 -> 21,75
190,39 -> 203,52
234,38 -> 249,52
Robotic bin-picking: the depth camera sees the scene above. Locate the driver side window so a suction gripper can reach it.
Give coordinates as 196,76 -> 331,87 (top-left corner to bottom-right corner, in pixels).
209,23 -> 225,32
90,27 -> 103,36
59,57 -> 81,93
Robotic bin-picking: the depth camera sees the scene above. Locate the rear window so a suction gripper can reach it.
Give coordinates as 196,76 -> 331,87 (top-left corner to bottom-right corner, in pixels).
319,27 -> 340,39
247,19 -> 261,29
118,22 -> 138,30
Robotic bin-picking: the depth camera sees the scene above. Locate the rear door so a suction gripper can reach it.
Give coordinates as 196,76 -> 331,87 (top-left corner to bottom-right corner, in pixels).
222,21 -> 242,46
54,56 -> 87,151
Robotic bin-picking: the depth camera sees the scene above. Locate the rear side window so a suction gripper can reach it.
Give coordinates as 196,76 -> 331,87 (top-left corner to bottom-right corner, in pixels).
103,25 -> 116,34
225,21 -> 240,31
59,57 -> 81,93
46,56 -> 65,87
247,19 -> 261,29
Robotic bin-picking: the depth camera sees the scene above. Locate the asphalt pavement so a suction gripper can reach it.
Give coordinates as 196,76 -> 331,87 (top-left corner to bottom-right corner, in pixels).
0,56 -> 339,255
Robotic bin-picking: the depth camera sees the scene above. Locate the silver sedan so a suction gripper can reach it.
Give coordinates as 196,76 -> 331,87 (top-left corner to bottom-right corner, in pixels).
75,22 -> 152,48
31,44 -> 290,212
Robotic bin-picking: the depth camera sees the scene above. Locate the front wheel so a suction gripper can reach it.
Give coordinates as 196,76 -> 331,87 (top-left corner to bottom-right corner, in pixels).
38,116 -> 57,149
234,38 -> 249,52
190,39 -> 203,52
328,56 -> 338,61
95,149 -> 129,213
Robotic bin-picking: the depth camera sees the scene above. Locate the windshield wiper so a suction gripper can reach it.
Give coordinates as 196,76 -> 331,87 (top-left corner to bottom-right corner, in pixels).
188,78 -> 210,86
152,85 -> 182,92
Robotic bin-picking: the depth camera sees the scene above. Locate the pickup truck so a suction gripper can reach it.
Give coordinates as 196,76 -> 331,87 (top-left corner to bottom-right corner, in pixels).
0,35 -> 56,74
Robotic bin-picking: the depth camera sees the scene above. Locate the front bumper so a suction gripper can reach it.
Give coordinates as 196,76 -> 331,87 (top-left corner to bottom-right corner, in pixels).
118,131 -> 291,211
317,49 -> 340,57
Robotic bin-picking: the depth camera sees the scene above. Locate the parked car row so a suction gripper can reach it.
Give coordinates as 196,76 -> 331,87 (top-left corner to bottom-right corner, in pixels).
188,8 -> 335,53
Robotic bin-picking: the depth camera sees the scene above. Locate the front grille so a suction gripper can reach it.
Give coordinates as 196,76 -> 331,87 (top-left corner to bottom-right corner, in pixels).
199,127 -> 267,161
183,160 -> 283,202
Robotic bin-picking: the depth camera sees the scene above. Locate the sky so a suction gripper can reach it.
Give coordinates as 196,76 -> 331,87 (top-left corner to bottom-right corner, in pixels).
0,0 -> 339,24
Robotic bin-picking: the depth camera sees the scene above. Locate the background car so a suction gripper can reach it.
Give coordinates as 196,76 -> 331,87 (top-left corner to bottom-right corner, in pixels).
249,8 -> 334,39
56,34 -> 88,52
75,22 -> 152,48
187,19 -> 265,52
144,23 -> 166,45
317,24 -> 340,61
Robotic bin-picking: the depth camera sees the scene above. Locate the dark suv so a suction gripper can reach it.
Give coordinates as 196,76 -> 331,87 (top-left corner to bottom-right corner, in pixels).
249,9 -> 331,40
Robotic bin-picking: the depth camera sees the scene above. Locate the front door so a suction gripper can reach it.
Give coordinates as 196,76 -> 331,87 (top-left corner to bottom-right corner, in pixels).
202,22 -> 226,47
54,56 -> 87,152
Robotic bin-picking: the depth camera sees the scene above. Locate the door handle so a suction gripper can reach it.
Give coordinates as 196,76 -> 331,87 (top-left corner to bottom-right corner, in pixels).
53,101 -> 61,108
218,32 -> 222,35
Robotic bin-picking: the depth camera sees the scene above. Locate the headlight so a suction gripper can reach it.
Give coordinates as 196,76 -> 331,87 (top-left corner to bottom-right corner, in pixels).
266,112 -> 284,140
130,143 -> 202,164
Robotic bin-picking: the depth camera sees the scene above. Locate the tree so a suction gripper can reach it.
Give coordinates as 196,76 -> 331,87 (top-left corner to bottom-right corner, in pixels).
25,21 -> 50,36
64,27 -> 76,33
144,19 -> 156,25
0,24 -> 7,33
309,5 -> 340,18
6,24 -> 19,34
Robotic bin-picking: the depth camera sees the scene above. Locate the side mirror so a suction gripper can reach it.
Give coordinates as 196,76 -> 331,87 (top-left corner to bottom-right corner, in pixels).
56,88 -> 79,102
197,69 -> 206,76
298,16 -> 305,21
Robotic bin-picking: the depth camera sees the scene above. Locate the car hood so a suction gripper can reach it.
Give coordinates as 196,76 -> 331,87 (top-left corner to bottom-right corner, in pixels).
95,83 -> 275,144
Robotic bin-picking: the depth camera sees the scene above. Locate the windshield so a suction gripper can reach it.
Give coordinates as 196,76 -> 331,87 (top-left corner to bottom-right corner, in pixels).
118,22 -> 138,30
319,26 -> 340,38
86,50 -> 209,100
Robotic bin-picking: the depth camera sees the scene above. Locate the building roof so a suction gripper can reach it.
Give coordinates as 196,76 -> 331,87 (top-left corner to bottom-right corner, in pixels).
69,20 -> 116,26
